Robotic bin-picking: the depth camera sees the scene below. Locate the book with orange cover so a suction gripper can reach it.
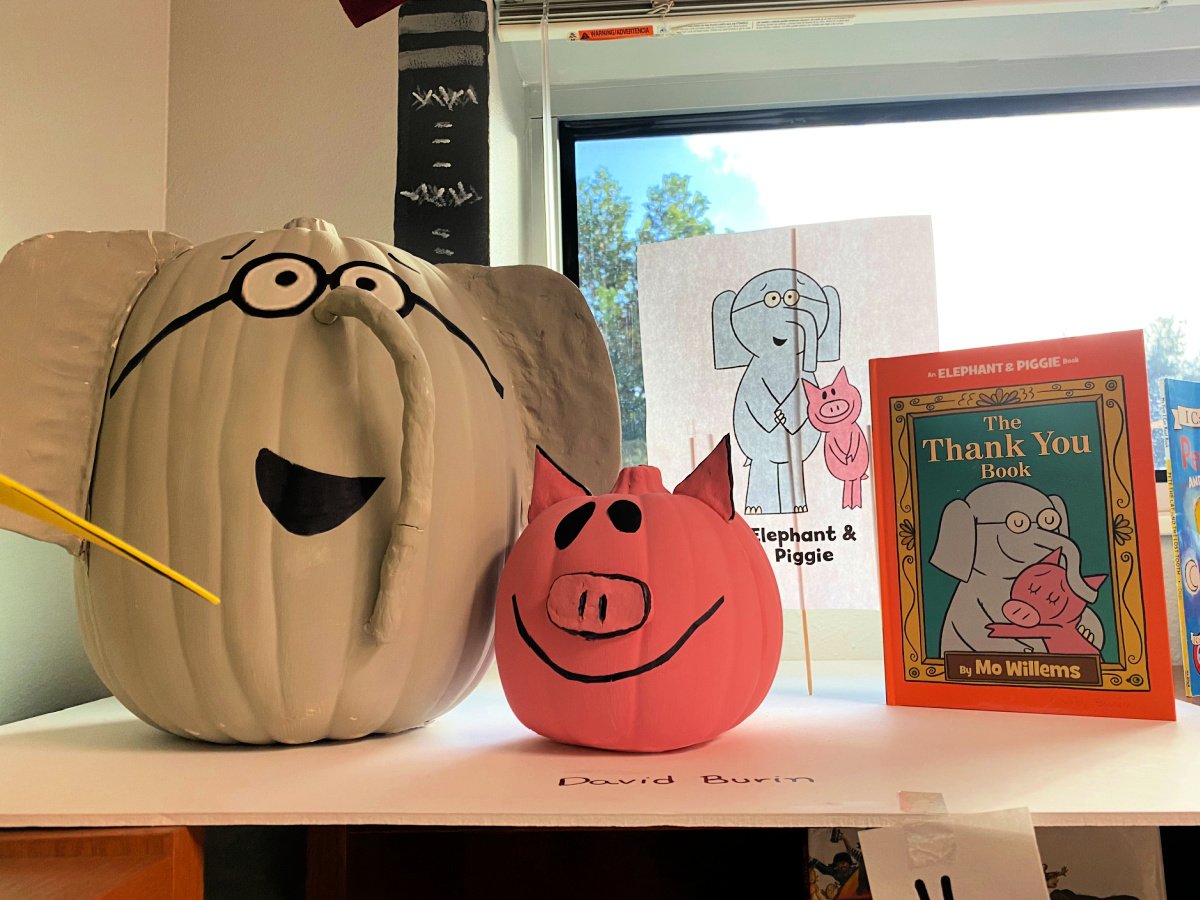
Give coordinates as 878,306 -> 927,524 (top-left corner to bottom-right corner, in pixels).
869,331 -> 1174,719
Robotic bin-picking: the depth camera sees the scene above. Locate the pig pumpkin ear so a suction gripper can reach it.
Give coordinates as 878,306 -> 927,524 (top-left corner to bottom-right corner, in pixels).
529,447 -> 591,523
1085,573 -> 1108,591
675,435 -> 735,521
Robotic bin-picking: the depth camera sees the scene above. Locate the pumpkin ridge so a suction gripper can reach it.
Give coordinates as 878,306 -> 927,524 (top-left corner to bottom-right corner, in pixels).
163,261 -> 225,739
223,228 -> 289,738
172,239 -> 266,739
194,245 -> 265,741
120,271 -> 194,737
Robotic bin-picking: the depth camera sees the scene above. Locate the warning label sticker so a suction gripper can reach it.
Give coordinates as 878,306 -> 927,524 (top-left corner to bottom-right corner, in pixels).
670,15 -> 855,35
569,25 -> 658,41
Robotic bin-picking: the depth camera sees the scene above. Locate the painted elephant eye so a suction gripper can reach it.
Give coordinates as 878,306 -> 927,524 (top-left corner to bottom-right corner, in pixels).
555,501 -> 596,550
333,262 -> 414,315
1006,511 -> 1031,534
234,254 -> 324,316
606,500 -> 642,533
763,291 -> 782,308
1037,508 -> 1062,532
783,289 -> 800,306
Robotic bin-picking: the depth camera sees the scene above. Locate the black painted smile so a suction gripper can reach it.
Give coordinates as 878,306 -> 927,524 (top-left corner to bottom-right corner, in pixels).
511,594 -> 724,684
255,447 -> 384,536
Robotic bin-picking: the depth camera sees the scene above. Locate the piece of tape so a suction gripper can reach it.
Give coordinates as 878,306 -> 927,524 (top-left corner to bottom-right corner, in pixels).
899,791 -> 956,869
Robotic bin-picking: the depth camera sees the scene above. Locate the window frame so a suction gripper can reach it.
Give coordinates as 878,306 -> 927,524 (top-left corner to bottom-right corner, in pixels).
559,84 -> 1200,287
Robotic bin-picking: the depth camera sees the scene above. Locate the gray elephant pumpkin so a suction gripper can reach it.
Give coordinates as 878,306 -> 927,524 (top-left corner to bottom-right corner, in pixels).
931,481 -> 1105,655
0,218 -> 620,744
712,268 -> 841,515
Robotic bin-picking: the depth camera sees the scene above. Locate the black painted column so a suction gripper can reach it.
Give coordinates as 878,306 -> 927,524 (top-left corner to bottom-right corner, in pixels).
395,0 -> 490,266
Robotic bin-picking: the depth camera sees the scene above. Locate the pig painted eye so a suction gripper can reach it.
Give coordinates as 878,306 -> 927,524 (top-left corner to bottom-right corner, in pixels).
555,501 -> 596,550
606,500 -> 642,533
1006,511 -> 1031,534
783,289 -> 799,306
763,291 -> 782,308
233,254 -> 324,316
333,262 -> 414,315
1037,508 -> 1062,532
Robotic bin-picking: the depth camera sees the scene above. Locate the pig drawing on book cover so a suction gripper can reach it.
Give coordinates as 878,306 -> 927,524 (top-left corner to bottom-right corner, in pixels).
804,367 -> 869,510
986,548 -> 1106,655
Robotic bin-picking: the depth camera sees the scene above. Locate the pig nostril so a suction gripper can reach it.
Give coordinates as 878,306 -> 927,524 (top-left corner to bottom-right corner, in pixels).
599,594 -> 608,623
577,591 -> 587,618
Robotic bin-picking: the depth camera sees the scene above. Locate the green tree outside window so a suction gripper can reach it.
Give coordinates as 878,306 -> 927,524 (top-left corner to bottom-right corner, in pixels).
576,167 -> 715,465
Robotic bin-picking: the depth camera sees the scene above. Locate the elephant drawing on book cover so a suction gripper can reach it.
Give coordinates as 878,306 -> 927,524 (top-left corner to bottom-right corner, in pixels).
931,481 -> 1106,655
712,268 -> 841,515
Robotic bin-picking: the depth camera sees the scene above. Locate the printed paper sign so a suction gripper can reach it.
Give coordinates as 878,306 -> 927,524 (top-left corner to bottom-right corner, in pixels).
638,217 -> 938,609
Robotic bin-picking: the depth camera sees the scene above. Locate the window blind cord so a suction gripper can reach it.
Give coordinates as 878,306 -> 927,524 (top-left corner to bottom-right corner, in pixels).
541,0 -> 560,271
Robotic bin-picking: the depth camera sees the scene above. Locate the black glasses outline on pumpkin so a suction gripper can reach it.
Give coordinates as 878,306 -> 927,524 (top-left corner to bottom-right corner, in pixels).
109,250 -> 504,400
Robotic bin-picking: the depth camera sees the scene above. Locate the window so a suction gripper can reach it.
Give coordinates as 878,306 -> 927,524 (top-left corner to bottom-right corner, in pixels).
562,89 -> 1200,467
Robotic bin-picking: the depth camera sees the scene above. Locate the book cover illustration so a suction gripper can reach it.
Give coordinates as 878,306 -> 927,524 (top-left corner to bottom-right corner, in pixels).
808,828 -> 871,899
1164,378 -> 1200,696
638,216 -> 938,613
1036,826 -> 1165,900
870,331 -> 1175,719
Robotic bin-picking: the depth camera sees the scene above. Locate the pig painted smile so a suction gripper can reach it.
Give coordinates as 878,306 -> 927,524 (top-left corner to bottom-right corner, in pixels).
510,591 -> 725,683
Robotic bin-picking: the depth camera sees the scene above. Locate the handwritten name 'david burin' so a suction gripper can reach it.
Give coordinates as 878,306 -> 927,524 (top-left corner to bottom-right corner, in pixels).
558,775 -> 814,787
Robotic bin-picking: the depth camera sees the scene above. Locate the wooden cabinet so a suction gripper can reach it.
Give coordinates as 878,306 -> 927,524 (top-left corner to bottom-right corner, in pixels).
0,827 -> 202,900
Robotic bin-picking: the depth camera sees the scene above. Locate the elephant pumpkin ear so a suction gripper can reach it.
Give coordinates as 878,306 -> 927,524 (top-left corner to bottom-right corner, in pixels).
438,263 -> 621,497
0,230 -> 191,553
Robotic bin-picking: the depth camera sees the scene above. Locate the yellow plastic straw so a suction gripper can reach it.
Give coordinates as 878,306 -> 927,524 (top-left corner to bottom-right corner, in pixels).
0,472 -> 219,606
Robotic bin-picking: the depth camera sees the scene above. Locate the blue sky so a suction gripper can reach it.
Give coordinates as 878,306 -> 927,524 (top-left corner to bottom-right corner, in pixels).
575,135 -> 765,235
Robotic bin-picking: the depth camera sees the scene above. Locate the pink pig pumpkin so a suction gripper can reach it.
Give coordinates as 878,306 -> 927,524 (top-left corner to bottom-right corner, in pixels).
494,436 -> 783,752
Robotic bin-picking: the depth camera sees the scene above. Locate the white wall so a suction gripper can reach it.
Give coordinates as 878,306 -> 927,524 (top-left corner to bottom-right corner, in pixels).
166,0 -> 398,243
165,0 -> 527,262
0,0 -> 172,723
489,24 -> 530,267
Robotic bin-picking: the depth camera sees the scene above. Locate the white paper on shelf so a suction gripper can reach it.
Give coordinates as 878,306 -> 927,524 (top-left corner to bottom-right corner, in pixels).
859,807 -> 1048,900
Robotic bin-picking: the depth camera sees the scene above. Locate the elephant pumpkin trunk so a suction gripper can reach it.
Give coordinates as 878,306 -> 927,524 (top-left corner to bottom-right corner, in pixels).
313,285 -> 435,642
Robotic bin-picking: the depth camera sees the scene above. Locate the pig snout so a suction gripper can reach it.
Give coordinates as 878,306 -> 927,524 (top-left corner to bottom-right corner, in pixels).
1002,599 -> 1042,627
819,399 -> 851,420
546,573 -> 650,639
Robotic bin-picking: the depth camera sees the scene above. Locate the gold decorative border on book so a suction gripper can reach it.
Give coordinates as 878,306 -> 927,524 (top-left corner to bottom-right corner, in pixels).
889,376 -> 1149,691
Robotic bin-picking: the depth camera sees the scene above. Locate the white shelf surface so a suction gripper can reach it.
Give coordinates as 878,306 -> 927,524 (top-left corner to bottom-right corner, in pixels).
2,661 -> 1199,829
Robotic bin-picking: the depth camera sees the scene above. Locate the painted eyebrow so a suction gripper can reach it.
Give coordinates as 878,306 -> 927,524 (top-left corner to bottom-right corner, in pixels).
410,295 -> 504,399
220,239 -> 256,260
109,294 -> 230,397
386,251 -> 419,273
